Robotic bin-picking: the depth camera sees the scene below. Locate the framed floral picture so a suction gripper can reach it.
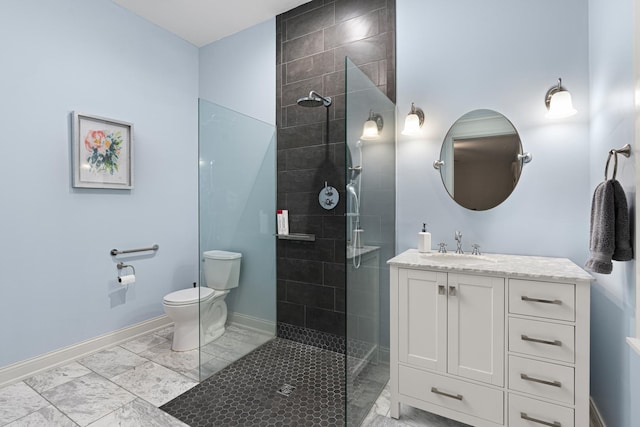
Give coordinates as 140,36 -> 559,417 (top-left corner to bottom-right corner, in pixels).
72,112 -> 133,189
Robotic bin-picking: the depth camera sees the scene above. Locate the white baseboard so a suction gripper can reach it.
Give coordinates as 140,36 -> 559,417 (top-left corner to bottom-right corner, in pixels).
227,311 -> 275,335
590,397 -> 606,427
0,315 -> 172,388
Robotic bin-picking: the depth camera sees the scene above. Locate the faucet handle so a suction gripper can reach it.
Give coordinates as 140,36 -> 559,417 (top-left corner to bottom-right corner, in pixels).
455,230 -> 462,241
471,244 -> 481,255
438,242 -> 447,253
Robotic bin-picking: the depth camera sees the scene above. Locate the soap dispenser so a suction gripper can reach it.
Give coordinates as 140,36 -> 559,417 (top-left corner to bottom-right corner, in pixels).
418,223 -> 431,253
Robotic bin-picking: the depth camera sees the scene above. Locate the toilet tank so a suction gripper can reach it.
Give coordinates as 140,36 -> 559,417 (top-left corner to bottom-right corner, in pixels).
203,250 -> 242,290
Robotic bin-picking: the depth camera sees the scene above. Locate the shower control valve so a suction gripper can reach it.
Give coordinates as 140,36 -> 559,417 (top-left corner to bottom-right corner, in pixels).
319,182 -> 339,210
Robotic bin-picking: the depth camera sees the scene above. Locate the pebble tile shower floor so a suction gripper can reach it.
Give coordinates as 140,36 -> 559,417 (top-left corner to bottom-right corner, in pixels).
161,338 -> 346,426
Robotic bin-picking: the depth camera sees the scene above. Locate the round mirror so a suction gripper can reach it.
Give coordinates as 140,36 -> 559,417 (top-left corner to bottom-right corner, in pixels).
437,109 -> 527,211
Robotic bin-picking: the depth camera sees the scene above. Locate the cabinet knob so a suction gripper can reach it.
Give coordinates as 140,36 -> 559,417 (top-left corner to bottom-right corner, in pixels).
448,286 -> 457,296
438,285 -> 446,295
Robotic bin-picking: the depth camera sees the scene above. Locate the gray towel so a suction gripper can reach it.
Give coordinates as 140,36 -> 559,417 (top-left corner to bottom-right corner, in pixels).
612,180 -> 633,261
585,179 -> 633,274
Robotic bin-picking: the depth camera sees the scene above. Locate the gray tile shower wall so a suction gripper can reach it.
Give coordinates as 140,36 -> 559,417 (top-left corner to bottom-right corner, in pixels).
276,0 -> 396,351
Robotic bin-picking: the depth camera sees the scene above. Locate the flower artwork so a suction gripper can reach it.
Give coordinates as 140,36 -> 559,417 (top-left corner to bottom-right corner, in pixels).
73,112 -> 133,189
84,129 -> 123,174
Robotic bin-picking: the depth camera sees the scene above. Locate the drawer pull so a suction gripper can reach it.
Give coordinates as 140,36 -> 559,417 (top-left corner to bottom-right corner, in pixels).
521,334 -> 562,346
449,286 -> 457,296
438,285 -> 446,295
520,373 -> 562,387
520,412 -> 561,427
430,387 -> 463,401
521,296 -> 562,305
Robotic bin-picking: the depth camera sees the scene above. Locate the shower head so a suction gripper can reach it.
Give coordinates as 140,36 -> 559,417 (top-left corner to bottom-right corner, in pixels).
297,91 -> 332,107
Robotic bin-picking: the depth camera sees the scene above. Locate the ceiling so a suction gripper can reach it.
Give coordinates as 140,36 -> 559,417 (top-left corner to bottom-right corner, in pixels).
112,0 -> 312,47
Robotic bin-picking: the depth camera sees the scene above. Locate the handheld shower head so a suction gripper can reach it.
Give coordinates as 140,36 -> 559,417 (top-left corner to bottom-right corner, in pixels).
296,90 -> 332,107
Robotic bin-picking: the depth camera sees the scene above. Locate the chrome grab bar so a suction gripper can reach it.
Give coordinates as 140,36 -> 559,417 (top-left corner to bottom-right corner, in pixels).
520,373 -> 562,388
110,244 -> 159,256
521,296 -> 562,305
521,335 -> 562,346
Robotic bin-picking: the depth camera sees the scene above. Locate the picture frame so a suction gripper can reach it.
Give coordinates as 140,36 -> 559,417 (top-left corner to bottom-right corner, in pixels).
72,112 -> 133,189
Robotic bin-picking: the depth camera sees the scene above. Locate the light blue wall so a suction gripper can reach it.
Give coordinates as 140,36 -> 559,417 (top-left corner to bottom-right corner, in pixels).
199,18 -> 276,126
396,0 -> 590,262
588,0 -> 638,425
198,20 -> 277,326
0,0 -> 199,367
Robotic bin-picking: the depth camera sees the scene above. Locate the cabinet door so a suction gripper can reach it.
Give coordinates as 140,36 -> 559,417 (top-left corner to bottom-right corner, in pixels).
398,269 -> 447,372
447,273 -> 504,386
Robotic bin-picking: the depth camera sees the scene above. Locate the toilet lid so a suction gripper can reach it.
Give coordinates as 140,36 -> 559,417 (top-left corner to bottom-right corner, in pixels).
163,287 -> 215,305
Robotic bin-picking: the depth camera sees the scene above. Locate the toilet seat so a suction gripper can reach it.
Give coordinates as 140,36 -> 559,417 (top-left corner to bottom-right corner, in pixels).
163,287 -> 219,306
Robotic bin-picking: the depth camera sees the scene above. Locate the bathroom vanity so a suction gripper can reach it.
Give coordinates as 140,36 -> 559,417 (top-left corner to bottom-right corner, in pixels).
388,249 -> 592,427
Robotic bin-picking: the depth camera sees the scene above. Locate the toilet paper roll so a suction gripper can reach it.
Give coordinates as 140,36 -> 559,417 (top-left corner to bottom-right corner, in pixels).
118,274 -> 136,285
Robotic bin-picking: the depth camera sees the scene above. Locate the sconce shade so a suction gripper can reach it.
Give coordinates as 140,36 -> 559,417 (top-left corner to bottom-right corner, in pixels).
361,110 -> 384,140
401,102 -> 425,135
361,119 -> 380,140
402,113 -> 421,135
545,78 -> 577,119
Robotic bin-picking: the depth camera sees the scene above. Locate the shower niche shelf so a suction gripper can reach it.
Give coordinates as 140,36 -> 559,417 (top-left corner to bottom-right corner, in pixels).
275,233 -> 316,242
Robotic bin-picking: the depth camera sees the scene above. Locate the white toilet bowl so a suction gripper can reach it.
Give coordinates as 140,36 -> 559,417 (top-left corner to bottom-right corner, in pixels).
162,250 -> 241,351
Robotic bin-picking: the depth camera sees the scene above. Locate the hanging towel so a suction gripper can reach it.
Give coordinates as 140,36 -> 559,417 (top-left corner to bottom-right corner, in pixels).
585,181 -> 615,274
585,179 -> 633,274
612,180 -> 633,261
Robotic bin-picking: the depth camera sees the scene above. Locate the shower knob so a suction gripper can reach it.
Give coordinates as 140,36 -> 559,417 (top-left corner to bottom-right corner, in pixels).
319,184 -> 339,210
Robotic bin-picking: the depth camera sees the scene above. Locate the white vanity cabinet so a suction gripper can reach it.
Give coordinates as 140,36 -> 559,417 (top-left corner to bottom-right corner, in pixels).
389,250 -> 592,427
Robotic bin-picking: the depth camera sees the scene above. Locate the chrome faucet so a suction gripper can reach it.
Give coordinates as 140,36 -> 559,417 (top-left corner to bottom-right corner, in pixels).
455,231 -> 463,254
471,244 -> 481,255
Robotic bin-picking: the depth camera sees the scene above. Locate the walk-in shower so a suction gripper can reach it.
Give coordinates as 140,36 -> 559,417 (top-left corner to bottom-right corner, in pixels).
163,61 -> 395,427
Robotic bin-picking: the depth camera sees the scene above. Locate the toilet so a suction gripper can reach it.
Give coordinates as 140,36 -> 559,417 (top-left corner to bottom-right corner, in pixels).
162,250 -> 242,351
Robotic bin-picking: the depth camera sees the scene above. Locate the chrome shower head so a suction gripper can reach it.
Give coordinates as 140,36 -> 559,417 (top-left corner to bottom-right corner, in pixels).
296,90 -> 332,107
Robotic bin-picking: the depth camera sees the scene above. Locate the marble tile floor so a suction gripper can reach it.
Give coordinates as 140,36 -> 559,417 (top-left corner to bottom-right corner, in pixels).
2,322 -> 492,427
0,324 -> 272,426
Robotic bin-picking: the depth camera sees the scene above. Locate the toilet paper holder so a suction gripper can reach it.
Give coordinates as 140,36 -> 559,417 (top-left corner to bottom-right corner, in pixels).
117,262 -> 136,275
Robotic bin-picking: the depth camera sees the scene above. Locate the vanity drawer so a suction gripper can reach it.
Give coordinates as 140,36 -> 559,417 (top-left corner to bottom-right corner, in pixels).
509,393 -> 574,427
509,355 -> 574,404
509,318 -> 575,363
509,279 -> 575,321
399,365 -> 503,424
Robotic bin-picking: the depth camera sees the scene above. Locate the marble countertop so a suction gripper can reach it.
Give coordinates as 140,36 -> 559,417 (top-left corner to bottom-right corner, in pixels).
387,249 -> 593,282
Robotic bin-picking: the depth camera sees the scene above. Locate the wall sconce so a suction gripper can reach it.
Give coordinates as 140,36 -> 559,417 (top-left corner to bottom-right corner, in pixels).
361,110 -> 384,140
545,78 -> 577,118
401,102 -> 425,135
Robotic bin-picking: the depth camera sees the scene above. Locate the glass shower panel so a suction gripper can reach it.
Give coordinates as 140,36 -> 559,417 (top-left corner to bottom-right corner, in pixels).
198,99 -> 276,381
344,58 -> 396,426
